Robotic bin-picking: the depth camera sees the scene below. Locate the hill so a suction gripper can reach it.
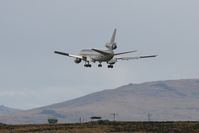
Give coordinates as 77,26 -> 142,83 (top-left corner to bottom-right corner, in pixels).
0,105 -> 20,116
0,79 -> 199,124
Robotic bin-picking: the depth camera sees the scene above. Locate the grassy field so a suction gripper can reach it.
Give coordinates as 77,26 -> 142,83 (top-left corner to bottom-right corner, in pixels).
0,121 -> 199,133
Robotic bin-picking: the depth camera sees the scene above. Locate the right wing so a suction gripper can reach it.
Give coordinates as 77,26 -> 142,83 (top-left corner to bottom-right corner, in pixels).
54,51 -> 83,59
114,50 -> 137,55
116,55 -> 158,61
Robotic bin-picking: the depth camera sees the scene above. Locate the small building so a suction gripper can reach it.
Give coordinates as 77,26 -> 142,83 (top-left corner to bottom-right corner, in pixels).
90,116 -> 102,121
48,117 -> 58,124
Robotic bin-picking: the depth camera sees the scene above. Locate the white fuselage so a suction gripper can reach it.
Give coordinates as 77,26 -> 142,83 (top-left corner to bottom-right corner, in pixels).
79,49 -> 114,62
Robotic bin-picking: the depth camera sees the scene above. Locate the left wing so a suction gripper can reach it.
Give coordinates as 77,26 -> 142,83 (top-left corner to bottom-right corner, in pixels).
54,51 -> 83,59
116,55 -> 158,61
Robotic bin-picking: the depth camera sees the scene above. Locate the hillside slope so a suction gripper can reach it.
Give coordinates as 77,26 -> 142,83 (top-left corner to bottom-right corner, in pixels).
0,105 -> 21,116
0,79 -> 199,124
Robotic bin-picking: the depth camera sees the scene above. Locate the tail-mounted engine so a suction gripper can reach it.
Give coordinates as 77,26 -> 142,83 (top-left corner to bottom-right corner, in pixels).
105,28 -> 117,50
74,58 -> 81,64
106,43 -> 117,50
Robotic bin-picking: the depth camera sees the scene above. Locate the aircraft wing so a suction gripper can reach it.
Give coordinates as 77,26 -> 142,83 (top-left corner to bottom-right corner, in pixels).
54,51 -> 83,59
114,50 -> 137,55
116,55 -> 158,60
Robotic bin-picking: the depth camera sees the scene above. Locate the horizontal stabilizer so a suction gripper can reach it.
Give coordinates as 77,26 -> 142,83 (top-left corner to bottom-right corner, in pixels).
92,49 -> 111,55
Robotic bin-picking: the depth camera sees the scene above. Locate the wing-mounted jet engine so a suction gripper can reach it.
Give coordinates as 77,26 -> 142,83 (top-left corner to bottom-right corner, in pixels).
74,58 -> 81,63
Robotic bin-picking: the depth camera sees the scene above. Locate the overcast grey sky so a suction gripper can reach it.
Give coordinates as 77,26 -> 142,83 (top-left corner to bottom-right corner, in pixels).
0,0 -> 199,109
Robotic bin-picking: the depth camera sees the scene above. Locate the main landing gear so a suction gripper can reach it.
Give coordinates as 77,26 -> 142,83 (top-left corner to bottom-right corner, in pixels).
98,63 -> 102,67
84,62 -> 113,68
84,64 -> 91,67
84,62 -> 91,67
98,63 -> 113,68
108,64 -> 113,68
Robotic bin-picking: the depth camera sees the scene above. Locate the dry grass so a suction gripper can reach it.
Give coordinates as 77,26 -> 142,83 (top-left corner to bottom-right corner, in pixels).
0,121 -> 199,133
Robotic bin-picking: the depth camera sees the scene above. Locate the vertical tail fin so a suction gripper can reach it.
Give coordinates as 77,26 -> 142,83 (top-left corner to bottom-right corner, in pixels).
110,28 -> 117,44
106,28 -> 117,50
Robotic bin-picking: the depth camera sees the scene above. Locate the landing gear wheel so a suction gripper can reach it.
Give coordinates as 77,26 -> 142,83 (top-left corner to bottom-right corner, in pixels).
108,65 -> 113,68
84,63 -> 92,67
98,64 -> 102,67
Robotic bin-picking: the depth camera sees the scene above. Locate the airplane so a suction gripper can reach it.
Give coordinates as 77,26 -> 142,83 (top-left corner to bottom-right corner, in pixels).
54,28 -> 157,68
